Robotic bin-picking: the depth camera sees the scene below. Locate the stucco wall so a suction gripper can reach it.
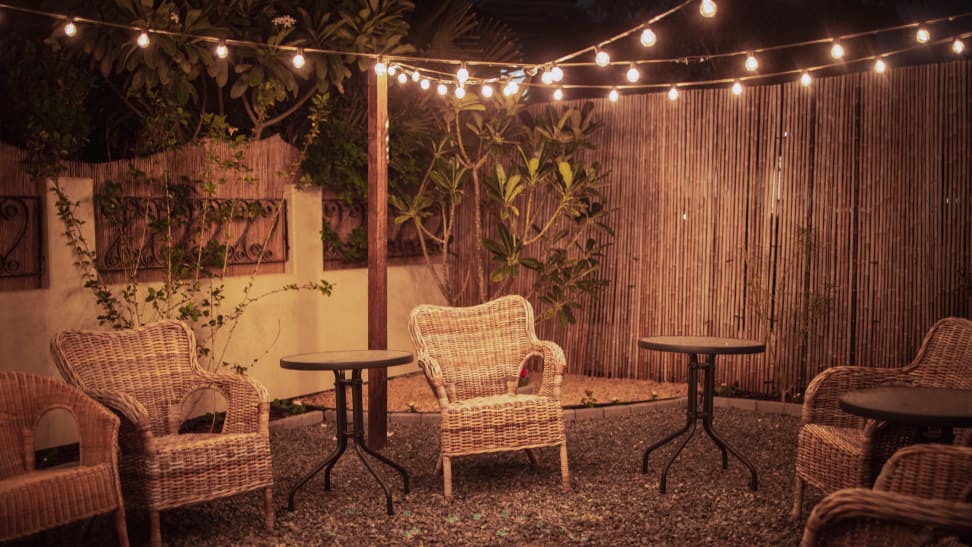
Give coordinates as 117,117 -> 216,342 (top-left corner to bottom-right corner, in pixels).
0,177 -> 446,448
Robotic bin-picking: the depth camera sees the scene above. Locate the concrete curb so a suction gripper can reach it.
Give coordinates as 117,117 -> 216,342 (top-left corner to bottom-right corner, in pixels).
273,397 -> 802,430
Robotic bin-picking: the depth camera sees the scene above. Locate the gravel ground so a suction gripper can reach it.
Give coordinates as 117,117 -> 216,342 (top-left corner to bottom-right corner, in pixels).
17,407 -> 818,546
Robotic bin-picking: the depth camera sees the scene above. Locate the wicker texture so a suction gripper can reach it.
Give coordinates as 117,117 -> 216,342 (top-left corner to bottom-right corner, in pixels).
0,371 -> 128,545
792,317 -> 972,520
50,320 -> 273,547
409,295 -> 569,498
801,444 -> 972,546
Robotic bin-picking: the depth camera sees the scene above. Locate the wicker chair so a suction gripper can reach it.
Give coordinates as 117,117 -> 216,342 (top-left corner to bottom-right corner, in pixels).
50,320 -> 274,547
792,316 -> 972,520
801,444 -> 972,546
408,295 -> 570,498
0,370 -> 128,545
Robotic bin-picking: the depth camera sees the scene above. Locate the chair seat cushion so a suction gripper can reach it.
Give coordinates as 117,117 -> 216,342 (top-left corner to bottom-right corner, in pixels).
0,464 -> 119,540
441,394 -> 566,457
797,424 -> 873,494
121,432 -> 273,510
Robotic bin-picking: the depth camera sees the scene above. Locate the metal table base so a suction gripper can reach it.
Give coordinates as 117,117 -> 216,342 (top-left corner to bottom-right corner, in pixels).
641,352 -> 758,493
287,369 -> 409,515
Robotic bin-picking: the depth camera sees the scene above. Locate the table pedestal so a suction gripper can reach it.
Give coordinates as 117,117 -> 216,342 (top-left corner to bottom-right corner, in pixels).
641,353 -> 758,493
287,369 -> 409,515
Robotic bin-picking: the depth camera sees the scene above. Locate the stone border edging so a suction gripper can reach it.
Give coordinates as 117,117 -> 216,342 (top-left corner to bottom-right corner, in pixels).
268,398 -> 802,431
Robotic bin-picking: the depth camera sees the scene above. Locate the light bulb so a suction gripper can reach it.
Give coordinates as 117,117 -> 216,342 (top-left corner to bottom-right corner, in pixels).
744,54 -> 758,72
137,30 -> 150,48
731,81 -> 743,95
668,86 -> 679,101
916,27 -> 930,43
953,38 -> 966,54
608,88 -> 619,102
874,58 -> 887,74
481,84 -> 494,98
551,65 -> 564,81
412,70 -> 420,82
420,78 -> 430,90
388,64 -> 398,76
374,61 -> 387,75
700,0 -> 717,18
800,71 -> 812,87
640,28 -> 657,47
503,81 -> 519,96
595,49 -> 610,67
553,88 -> 564,101
397,72 -> 408,84
292,49 -> 305,69
541,70 -> 555,85
456,65 -> 469,85
830,41 -> 845,59
625,65 -> 640,83
64,19 -> 77,37
436,83 -> 448,96
215,41 -> 228,59
454,86 -> 466,99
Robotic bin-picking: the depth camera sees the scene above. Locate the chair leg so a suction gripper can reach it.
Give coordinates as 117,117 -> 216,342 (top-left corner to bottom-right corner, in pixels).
434,453 -> 443,475
525,448 -> 538,465
114,506 -> 130,547
149,510 -> 162,547
560,443 -> 571,492
264,487 -> 274,530
443,456 -> 453,498
791,477 -> 804,521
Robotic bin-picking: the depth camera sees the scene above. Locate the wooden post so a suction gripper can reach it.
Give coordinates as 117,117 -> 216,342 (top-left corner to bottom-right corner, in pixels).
367,66 -> 389,450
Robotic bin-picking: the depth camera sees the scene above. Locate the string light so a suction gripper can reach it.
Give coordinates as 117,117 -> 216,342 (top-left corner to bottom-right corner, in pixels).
667,86 -> 679,100
640,28 -> 657,47
436,83 -> 447,95
550,65 -> 564,81
699,0 -> 717,18
731,80 -> 743,95
830,41 -> 845,59
292,48 -> 305,68
541,69 -> 555,85
136,29 -> 150,48
420,78 -> 431,90
553,88 -> 564,101
874,58 -> 887,73
481,83 -> 494,98
388,64 -> 397,76
454,86 -> 465,99
215,40 -> 228,59
412,70 -> 420,82
64,18 -> 77,37
374,60 -> 387,75
953,38 -> 966,54
456,64 -> 469,85
744,54 -> 759,72
595,49 -> 610,67
396,72 -> 408,84
626,64 -> 640,83
916,27 -> 930,43
608,88 -> 619,102
800,71 -> 812,87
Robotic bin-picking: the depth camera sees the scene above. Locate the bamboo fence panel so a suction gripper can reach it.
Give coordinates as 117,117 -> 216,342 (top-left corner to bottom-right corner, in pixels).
454,60 -> 971,395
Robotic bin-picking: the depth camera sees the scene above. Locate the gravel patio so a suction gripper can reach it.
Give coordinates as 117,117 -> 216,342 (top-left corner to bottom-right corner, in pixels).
15,403 -> 819,546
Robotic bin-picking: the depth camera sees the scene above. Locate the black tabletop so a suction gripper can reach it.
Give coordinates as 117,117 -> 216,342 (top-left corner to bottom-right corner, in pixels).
839,387 -> 972,427
280,350 -> 413,371
638,336 -> 765,355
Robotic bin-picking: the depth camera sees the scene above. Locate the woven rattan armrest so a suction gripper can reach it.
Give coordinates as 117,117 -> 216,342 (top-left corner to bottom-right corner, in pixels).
186,372 -> 270,435
415,353 -> 452,409
802,366 -> 906,426
874,444 -> 972,500
533,340 -> 565,401
801,488 -> 972,546
86,389 -> 151,431
66,390 -> 121,467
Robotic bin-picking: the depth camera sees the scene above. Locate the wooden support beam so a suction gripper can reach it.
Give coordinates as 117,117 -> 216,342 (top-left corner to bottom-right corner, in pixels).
367,66 -> 389,450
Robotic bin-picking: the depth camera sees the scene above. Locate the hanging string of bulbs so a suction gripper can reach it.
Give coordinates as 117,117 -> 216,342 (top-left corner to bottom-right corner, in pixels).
1,1 -> 970,103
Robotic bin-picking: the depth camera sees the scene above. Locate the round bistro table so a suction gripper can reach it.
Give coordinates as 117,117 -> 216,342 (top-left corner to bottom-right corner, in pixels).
839,386 -> 972,444
638,336 -> 765,493
280,350 -> 413,515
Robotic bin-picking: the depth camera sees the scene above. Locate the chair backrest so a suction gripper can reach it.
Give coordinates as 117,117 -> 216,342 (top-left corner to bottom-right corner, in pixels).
905,317 -> 972,389
51,320 -> 200,436
409,295 -> 540,400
